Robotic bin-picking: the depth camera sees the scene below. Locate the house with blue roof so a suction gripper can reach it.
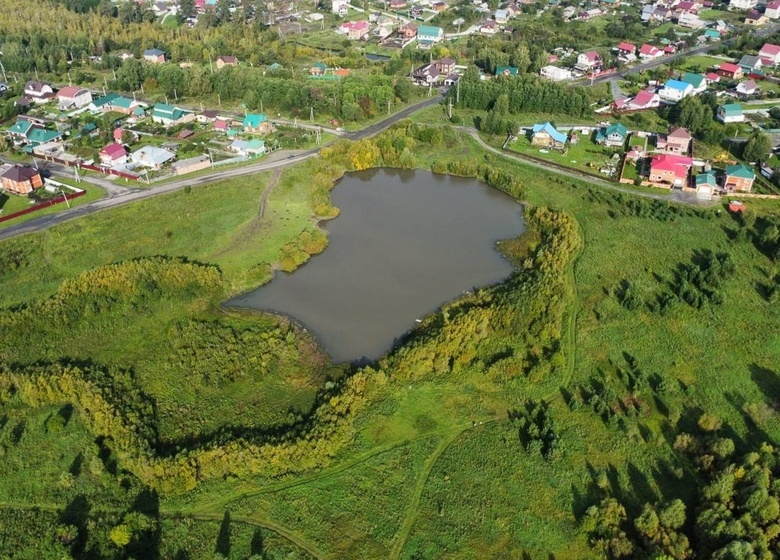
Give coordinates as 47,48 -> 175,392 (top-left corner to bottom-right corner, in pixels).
242,113 -> 269,133
151,103 -> 194,127
659,79 -> 693,102
530,122 -> 567,148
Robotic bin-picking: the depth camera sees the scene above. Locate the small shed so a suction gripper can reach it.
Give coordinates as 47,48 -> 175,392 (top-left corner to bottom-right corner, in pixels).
728,200 -> 746,213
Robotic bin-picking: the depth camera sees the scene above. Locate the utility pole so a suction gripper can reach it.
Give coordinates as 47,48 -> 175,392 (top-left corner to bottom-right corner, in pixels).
104,76 -> 108,90
448,97 -> 452,118
456,77 -> 460,104
218,93 -> 221,108
67,71 -> 72,86
209,53 -> 214,74
174,88 -> 178,101
260,98 -> 263,113
61,188 -> 70,208
112,69 -> 117,81
310,106 -> 314,122
0,60 -> 8,83
165,95 -> 169,105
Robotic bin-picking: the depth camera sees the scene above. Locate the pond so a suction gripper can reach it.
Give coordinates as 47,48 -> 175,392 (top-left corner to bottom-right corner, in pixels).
228,168 -> 525,363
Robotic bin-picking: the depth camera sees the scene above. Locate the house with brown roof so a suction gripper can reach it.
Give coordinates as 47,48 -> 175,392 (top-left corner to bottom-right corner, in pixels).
56,86 -> 93,111
23,81 -> 55,104
400,21 -> 418,38
216,55 -> 238,69
656,127 -> 692,155
1,165 -> 43,195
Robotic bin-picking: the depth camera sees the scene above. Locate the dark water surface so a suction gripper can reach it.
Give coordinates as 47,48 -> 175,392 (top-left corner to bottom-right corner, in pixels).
228,168 -> 525,362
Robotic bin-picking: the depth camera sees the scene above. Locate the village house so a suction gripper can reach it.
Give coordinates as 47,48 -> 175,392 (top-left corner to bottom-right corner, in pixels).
638,43 -> 663,59
695,171 -> 717,200
432,1 -> 447,11
114,50 -> 134,61
310,62 -> 327,76
412,58 -> 456,85
759,43 -> 780,65
339,20 -> 370,40
112,96 -> 142,115
130,145 -> 175,169
716,62 -> 743,80
495,66 -> 519,77
172,155 -> 211,176
400,22 -> 418,38
56,86 -> 93,111
89,92 -> 120,113
575,51 -> 601,71
151,103 -> 194,127
659,79 -> 694,102
1,165 -> 43,195
479,20 -> 499,34
417,25 -> 444,47
332,0 -> 350,15
6,118 -> 62,147
736,79 -> 759,96
717,103 -> 744,123
617,42 -> 637,61
745,10 -> 767,25
738,54 -> 762,74
389,0 -> 407,9
230,139 -> 267,157
679,12 -> 707,28
595,123 -> 629,147
23,81 -> 55,104
627,89 -> 661,110
656,127 -> 692,154
730,0 -> 757,9
723,163 -> 755,191
540,66 -> 573,81
648,154 -> 693,187
705,72 -> 721,84
494,8 -> 509,22
766,0 -> 780,18
242,113 -> 271,134
143,48 -> 166,64
530,122 -> 567,148
704,28 -> 722,41
680,72 -> 707,94
99,143 -> 128,166
216,55 -> 238,69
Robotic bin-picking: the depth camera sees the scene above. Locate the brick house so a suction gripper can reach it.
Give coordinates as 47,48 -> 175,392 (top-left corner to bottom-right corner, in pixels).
1,165 -> 43,195
656,127 -> 692,154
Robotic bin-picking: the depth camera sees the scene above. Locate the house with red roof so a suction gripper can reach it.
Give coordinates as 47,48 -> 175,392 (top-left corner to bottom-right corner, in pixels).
759,43 -> 780,65
56,86 -> 92,111
339,20 -> 370,40
648,154 -> 693,187
627,89 -> 661,110
766,0 -> 780,18
639,44 -> 663,59
617,42 -> 637,59
664,45 -> 676,55
705,72 -> 721,83
717,62 -> 743,80
575,51 -> 601,71
99,143 -> 128,165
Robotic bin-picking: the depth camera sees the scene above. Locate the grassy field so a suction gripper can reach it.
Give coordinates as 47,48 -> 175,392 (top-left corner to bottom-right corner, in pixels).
0,179 -> 105,229
1,122 -> 780,559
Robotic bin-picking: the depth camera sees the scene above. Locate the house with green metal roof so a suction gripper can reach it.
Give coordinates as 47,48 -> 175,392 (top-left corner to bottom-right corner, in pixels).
680,72 -> 706,93
242,113 -> 269,133
151,103 -> 194,127
716,103 -> 744,123
309,62 -> 327,76
113,96 -> 141,114
724,163 -> 755,192
89,92 -> 121,112
495,66 -> 519,77
695,171 -> 718,199
7,119 -> 34,139
417,25 -> 443,47
704,28 -> 721,40
27,127 -> 62,147
595,122 -> 628,148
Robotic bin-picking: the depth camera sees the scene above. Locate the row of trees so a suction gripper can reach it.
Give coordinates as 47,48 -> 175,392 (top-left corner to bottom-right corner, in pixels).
449,70 -> 592,119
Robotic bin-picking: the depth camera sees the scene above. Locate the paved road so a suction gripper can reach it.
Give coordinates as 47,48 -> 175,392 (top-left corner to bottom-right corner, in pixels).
583,23 -> 780,88
0,95 -> 443,241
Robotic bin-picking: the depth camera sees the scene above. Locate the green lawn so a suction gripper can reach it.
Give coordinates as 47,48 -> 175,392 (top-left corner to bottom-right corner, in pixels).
0,179 -> 105,229
507,132 -> 623,179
